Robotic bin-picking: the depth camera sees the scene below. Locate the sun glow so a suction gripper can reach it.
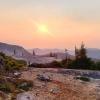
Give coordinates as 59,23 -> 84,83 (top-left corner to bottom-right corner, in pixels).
36,23 -> 49,33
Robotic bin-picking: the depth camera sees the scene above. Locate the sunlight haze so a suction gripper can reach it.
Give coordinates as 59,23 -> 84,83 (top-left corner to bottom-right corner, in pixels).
0,0 -> 100,49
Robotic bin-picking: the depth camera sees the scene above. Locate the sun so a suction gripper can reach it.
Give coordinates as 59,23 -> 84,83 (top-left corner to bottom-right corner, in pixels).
36,23 -> 49,33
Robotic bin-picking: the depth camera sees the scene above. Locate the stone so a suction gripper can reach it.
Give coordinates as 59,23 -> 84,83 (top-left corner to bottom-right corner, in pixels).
17,92 -> 35,100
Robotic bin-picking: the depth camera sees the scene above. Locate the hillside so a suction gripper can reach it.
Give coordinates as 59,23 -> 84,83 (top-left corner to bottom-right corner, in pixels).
29,48 -> 74,60
0,43 -> 66,64
68,48 -> 100,60
0,42 -> 33,63
87,48 -> 100,59
0,52 -> 26,71
1,42 -> 100,64
28,48 -> 65,55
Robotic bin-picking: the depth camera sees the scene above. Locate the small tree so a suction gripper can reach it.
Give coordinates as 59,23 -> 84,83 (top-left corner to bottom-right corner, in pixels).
80,43 -> 87,59
22,52 -> 24,57
69,43 -> 94,69
33,50 -> 35,56
50,52 -> 53,57
14,49 -> 16,55
0,52 -> 8,85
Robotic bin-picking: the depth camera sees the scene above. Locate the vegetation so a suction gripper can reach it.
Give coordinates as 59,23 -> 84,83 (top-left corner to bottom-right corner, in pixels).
67,43 -> 100,70
0,52 -> 27,72
67,43 -> 95,69
75,76 -> 90,82
16,79 -> 33,91
0,52 -> 32,99
0,81 -> 15,93
29,43 -> 100,70
33,50 -> 36,56
0,78 -> 33,93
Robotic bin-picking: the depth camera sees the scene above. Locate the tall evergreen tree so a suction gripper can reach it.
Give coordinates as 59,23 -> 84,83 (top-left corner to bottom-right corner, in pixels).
80,42 -> 87,59
14,49 -> 16,55
75,46 -> 79,59
69,43 -> 94,69
33,50 -> 35,56
50,52 -> 53,57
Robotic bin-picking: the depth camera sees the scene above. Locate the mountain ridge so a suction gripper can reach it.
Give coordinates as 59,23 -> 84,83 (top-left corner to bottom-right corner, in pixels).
0,42 -> 33,63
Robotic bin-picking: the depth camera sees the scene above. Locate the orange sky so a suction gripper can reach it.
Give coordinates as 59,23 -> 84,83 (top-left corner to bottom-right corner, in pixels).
0,0 -> 100,49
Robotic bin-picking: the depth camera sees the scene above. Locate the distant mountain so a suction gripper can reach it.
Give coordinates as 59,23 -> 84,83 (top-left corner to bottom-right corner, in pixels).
0,42 -> 33,63
87,48 -> 100,59
0,43 -> 67,64
1,43 -> 100,64
28,48 -> 65,55
29,48 -> 74,60
31,48 -> 100,60
68,48 -> 100,60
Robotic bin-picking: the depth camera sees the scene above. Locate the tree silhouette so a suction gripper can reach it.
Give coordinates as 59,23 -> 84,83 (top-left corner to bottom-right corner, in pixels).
50,52 -> 53,57
14,49 -> 16,55
75,43 -> 87,60
69,43 -> 94,69
0,52 -> 8,84
33,50 -> 35,56
80,42 -> 87,59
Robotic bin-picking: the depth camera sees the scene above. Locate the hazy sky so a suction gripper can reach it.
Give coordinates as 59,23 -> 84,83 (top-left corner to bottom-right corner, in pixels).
0,0 -> 100,49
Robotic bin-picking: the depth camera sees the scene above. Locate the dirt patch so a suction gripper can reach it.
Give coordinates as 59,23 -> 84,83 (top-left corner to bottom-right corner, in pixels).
18,68 -> 100,100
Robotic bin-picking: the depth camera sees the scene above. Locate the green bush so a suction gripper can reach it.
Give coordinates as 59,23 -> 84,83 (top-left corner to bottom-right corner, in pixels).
50,61 -> 62,67
0,52 -> 27,71
0,82 -> 15,93
15,79 -> 33,91
94,62 -> 100,70
75,76 -> 90,82
68,58 -> 95,69
0,79 -> 33,93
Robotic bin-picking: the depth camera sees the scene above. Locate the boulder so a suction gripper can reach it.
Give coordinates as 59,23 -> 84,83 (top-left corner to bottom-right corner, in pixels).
17,92 -> 35,100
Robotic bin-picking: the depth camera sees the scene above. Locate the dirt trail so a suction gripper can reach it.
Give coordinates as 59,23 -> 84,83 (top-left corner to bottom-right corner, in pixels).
19,68 -> 100,100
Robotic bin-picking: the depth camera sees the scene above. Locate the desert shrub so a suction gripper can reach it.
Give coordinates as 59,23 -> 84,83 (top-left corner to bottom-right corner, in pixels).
15,79 -> 33,91
29,61 -> 62,68
60,58 -> 73,68
66,44 -> 96,70
0,79 -> 33,93
68,58 -> 95,69
75,76 -> 90,82
29,63 -> 46,68
0,52 -> 27,71
49,61 -> 62,67
94,62 -> 100,70
0,82 -> 15,93
18,82 -> 33,91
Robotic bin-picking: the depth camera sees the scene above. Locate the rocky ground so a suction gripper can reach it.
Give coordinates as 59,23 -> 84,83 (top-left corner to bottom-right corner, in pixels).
16,68 -> 100,100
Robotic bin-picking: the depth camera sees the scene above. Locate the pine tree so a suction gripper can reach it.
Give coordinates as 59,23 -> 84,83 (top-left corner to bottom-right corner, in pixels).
0,52 -> 8,83
22,52 -> 24,57
65,49 -> 68,58
69,43 -> 94,69
50,52 -> 53,57
75,43 -> 87,60
80,42 -> 87,59
14,49 -> 16,55
75,46 -> 80,59
33,50 -> 35,56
